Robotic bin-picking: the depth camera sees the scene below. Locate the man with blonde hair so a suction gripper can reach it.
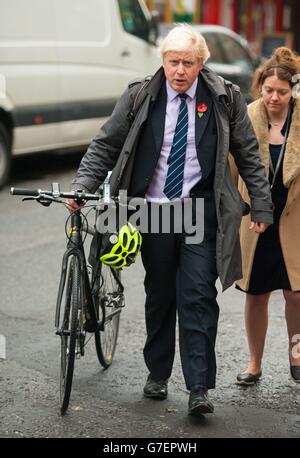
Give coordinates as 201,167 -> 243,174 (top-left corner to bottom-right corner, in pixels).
69,25 -> 273,415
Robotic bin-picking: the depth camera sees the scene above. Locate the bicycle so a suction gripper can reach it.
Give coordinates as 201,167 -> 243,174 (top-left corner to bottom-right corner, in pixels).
11,177 -> 125,415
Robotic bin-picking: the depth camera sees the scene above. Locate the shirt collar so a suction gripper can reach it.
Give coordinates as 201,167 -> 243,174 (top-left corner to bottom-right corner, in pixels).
166,78 -> 198,102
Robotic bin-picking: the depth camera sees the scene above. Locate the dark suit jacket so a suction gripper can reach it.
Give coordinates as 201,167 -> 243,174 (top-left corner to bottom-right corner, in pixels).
129,74 -> 217,198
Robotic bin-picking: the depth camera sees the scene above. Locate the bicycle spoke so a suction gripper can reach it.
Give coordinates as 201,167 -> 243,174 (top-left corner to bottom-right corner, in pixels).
94,265 -> 123,368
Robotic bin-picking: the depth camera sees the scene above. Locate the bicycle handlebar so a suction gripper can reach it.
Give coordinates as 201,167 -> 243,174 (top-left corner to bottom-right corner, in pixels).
10,186 -> 100,201
11,181 -> 145,209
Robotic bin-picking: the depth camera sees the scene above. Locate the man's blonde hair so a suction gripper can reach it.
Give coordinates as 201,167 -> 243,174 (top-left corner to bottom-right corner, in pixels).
159,24 -> 210,63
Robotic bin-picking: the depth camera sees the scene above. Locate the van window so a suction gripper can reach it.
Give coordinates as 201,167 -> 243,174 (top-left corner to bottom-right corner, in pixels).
118,0 -> 149,42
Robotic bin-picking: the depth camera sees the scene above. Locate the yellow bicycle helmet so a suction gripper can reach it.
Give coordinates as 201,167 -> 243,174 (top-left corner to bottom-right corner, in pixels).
100,222 -> 142,269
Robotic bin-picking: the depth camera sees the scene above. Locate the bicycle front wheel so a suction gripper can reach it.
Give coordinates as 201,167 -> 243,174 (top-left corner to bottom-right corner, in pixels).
60,256 -> 81,415
94,265 -> 123,368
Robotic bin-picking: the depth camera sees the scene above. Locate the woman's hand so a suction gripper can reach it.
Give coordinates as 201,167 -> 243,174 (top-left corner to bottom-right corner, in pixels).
249,221 -> 271,234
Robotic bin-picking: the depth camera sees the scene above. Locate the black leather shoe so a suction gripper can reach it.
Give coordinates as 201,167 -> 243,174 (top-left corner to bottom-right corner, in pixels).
236,371 -> 262,385
143,375 -> 168,399
290,365 -> 300,383
188,389 -> 214,415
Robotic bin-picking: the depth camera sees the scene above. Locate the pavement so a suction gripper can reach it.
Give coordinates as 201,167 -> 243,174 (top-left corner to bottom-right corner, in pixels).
0,153 -> 299,439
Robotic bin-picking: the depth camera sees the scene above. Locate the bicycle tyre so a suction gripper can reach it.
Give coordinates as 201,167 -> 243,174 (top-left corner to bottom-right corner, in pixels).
94,265 -> 123,368
60,256 -> 80,415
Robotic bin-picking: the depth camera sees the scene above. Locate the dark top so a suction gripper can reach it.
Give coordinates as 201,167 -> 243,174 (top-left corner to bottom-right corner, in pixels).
238,120 -> 291,294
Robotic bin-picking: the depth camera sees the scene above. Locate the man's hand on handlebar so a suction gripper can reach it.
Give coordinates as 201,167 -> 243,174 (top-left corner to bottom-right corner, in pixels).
66,198 -> 85,213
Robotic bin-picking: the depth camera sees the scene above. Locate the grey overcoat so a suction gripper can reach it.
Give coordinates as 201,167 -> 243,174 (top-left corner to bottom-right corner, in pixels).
72,66 -> 273,290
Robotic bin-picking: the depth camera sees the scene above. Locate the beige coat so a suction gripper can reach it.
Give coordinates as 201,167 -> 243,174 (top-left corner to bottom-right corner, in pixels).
235,98 -> 300,291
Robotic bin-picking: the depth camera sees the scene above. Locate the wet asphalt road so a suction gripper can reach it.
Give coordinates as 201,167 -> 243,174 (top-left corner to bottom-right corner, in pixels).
0,151 -> 299,439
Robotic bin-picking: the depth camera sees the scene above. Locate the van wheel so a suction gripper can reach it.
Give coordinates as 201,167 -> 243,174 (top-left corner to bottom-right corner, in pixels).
0,123 -> 11,189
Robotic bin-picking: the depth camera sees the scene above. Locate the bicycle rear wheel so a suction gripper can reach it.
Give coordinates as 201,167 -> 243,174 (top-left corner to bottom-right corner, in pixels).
94,264 -> 123,368
60,256 -> 81,415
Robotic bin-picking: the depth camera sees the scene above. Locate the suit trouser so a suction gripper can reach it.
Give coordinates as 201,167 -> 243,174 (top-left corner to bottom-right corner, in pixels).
141,197 -> 219,390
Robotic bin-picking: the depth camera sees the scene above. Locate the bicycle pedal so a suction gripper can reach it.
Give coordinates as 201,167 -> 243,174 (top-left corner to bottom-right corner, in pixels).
113,297 -> 125,308
103,295 -> 125,308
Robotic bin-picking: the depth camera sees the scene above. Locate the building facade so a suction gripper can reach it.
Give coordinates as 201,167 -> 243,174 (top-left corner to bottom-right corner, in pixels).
146,0 -> 299,55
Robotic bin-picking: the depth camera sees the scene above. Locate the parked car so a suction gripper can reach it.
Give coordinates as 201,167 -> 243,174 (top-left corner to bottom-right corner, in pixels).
158,23 -> 259,103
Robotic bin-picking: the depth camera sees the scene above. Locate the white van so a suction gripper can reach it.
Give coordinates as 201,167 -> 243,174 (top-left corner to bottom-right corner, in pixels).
0,0 -> 160,188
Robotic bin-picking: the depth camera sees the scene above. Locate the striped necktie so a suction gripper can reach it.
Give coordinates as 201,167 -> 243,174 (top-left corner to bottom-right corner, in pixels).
164,93 -> 188,200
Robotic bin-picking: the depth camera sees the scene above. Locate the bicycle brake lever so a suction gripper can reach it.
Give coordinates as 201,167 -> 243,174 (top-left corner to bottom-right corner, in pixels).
22,195 -> 52,206
22,197 -> 37,202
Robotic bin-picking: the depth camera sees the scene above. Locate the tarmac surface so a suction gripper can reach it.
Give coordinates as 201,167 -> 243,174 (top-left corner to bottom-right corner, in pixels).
0,152 -> 299,439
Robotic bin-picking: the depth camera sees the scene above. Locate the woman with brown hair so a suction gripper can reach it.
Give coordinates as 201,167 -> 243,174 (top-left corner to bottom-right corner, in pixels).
236,47 -> 300,385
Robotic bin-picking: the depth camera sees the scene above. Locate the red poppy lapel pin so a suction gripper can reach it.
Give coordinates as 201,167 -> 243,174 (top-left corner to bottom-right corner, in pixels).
197,102 -> 207,118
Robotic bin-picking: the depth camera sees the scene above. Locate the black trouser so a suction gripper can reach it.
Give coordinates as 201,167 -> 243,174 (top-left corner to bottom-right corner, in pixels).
141,195 -> 219,390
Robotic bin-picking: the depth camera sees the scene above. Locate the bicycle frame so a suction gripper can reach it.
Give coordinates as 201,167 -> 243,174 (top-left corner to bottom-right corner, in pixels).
55,210 -> 98,333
